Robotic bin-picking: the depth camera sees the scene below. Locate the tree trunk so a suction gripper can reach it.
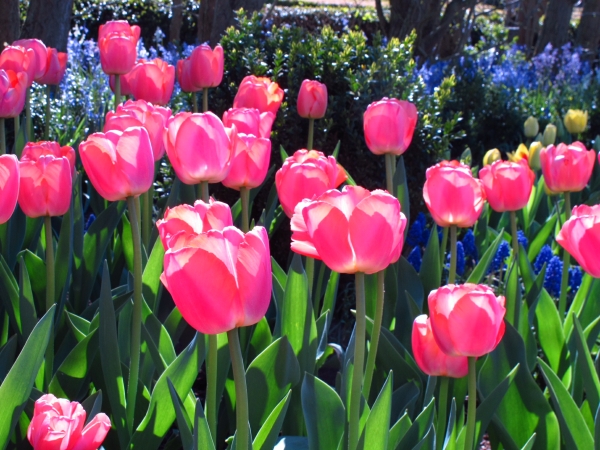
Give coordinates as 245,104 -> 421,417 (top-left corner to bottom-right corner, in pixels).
169,0 -> 184,42
0,0 -> 20,48
198,0 -> 217,43
517,0 -> 547,54
536,0 -> 577,53
576,0 -> 600,58
21,0 -> 74,52
209,0 -> 268,44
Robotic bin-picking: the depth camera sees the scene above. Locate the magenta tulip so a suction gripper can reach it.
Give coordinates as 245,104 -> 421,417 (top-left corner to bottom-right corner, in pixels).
233,75 -> 284,115
297,79 -> 327,119
189,44 -> 224,89
37,48 -> 68,86
13,39 -> 47,82
222,107 -> 274,139
222,132 -> 271,190
479,159 -> 535,212
0,46 -> 35,87
363,97 -> 417,156
128,58 -> 175,106
0,154 -> 20,224
0,69 -> 28,118
557,204 -> 600,277
98,20 -> 140,75
540,142 -> 595,193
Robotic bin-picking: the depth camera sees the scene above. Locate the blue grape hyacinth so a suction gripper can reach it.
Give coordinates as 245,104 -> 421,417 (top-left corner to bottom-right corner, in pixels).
407,246 -> 422,273
534,244 -> 554,274
517,230 -> 528,249
488,240 -> 511,273
544,256 -> 563,297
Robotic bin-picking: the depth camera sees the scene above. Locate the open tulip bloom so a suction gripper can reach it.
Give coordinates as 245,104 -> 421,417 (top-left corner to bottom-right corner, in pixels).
233,75 -> 284,115
98,20 -> 140,75
557,204 -> 600,278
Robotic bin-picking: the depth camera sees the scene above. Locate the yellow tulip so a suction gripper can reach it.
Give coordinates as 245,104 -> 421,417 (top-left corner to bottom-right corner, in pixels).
483,148 -> 501,166
563,109 -> 588,134
542,124 -> 557,146
524,116 -> 539,138
507,144 -> 529,162
528,141 -> 543,170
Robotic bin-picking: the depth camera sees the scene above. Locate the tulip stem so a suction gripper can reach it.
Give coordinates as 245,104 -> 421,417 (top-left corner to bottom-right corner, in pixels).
228,327 -> 250,450
436,376 -> 449,450
363,270 -> 384,399
449,225 -> 457,284
206,334 -> 218,442
305,257 -> 315,303
203,88 -> 209,112
192,92 -> 198,113
26,89 -> 32,141
44,85 -> 51,140
559,192 -> 572,319
14,116 -> 19,142
44,216 -> 55,389
240,186 -> 250,233
440,226 -> 448,267
349,272 -> 366,450
307,118 -> 314,150
198,181 -> 209,203
141,191 -> 151,251
115,74 -> 121,110
0,118 -> 5,155
126,196 -> 143,433
315,262 -> 326,315
510,211 -> 519,259
464,357 -> 478,450
385,153 -> 395,194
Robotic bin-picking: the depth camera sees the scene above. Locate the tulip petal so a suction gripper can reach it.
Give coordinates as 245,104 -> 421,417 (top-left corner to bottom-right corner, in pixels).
72,413 -> 111,450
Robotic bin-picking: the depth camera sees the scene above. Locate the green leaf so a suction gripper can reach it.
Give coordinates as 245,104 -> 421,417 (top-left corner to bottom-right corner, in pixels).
361,371 -> 393,449
167,379 -> 193,450
301,373 -> 345,450
20,250 -> 45,307
538,357 -> 594,449
396,398 -> 435,449
0,305 -> 54,450
0,336 -> 17,383
0,253 -> 21,337
143,237 -> 165,313
466,230 -> 504,284
81,390 -> 103,424
393,155 -> 410,229
573,317 -> 600,413
192,398 -> 216,450
419,224 -> 441,296
387,413 -> 412,450
18,257 -> 37,342
55,193 -> 74,312
253,390 -> 292,450
66,312 -> 90,342
520,434 -> 536,450
320,270 -> 340,320
527,214 -> 557,261
280,145 -> 289,162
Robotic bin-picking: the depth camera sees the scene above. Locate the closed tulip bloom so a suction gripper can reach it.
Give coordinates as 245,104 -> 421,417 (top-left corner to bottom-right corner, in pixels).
109,71 -> 133,97
161,224 -> 272,334
0,69 -> 28,118
0,46 -> 35,86
79,127 -> 154,201
528,141 -> 543,171
479,159 -> 534,212
363,97 -> 417,156
0,155 -> 20,224
128,58 -> 175,105
98,20 -> 140,75
21,141 -> 76,174
27,393 -> 111,450
482,148 -> 501,166
13,39 -> 47,82
189,44 -> 224,89
164,112 -> 231,184
523,116 -> 539,138
222,133 -> 271,190
564,109 -> 588,134
233,75 -> 284,115
412,315 -> 468,377
542,123 -> 557,146
104,99 -> 172,161
157,198 -> 233,249
291,185 -> 406,274
423,160 -> 485,228
297,79 -> 327,119
223,107 -> 275,139
276,149 -> 347,218
177,58 -> 199,93
557,204 -> 600,277
428,283 -> 506,357
37,48 -> 68,85
540,142 -> 595,193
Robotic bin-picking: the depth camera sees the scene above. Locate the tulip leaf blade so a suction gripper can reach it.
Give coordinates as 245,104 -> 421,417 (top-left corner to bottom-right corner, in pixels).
142,230 -> 165,313
361,371 -> 393,449
0,336 -> 17,384
527,214 -> 557,262
573,317 -> 600,413
0,304 -> 55,450
167,378 -> 193,450
55,188 -> 74,316
419,224 -> 441,297
393,155 -> 410,229
253,390 -> 292,450
396,397 -> 435,449
387,412 -> 412,450
17,256 -> 37,343
466,229 -> 504,284
0,252 -> 21,337
192,397 -> 216,450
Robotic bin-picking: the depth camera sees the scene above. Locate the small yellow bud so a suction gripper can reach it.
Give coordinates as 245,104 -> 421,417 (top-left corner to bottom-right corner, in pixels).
483,148 -> 501,166
563,109 -> 588,134
542,124 -> 557,146
524,116 -> 539,138
528,141 -> 543,170
507,144 -> 529,162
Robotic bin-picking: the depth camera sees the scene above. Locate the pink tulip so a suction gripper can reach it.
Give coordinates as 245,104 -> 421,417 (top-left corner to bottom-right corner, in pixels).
0,154 -> 20,224
297,79 -> 327,119
0,46 -> 35,86
222,133 -> 271,190
479,159 -> 535,212
79,127 -> 154,201
161,223 -> 272,334
128,58 -> 175,105
428,283 -> 506,357
189,44 -> 224,89
412,314 -> 468,377
37,48 -> 68,85
222,107 -> 274,139
176,58 -> 198,93
557,204 -> 600,277
0,69 -> 28,118
275,149 -> 347,218
18,142 -> 74,218
363,98 -> 418,156
104,99 -> 171,161
540,142 -> 595,193
109,71 -> 133,97
27,393 -> 111,450
233,75 -> 284,115
423,160 -> 486,228
13,39 -> 47,82
98,20 -> 140,75
291,185 -> 406,274
157,198 -> 233,249
164,112 -> 231,184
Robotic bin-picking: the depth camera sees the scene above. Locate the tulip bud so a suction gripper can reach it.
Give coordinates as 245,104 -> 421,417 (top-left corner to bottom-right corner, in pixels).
564,109 -> 588,135
524,116 -> 539,138
479,160 -> 535,212
483,148 -> 501,166
542,124 -> 557,146
297,79 -> 328,119
528,141 -> 542,170
507,144 -> 529,162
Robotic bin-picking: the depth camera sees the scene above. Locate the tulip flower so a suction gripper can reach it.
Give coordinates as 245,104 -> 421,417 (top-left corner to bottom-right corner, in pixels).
222,133 -> 271,190
128,58 -> 175,106
98,20 -> 141,75
483,148 -> 501,166
164,112 -> 231,185
104,99 -> 171,161
291,185 -> 406,274
79,127 -> 154,201
542,123 -> 557,146
161,223 -> 272,334
528,141 -> 543,171
13,39 -> 48,82
412,314 -> 468,377
297,79 -> 328,119
0,69 -> 28,118
423,160 -> 485,228
27,394 -> 111,450
523,116 -> 539,138
428,283 -> 506,357
233,75 -> 284,115
563,109 -> 588,134
479,160 -> 534,212
189,44 -> 224,89
540,142 -> 595,193
276,149 -> 347,218
223,107 -> 274,139
557,204 -> 600,278
177,57 -> 199,93
110,71 -> 133,97
0,45 -> 36,86
363,97 -> 417,156
507,143 -> 529,162
37,48 -> 68,85
0,154 -> 20,224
